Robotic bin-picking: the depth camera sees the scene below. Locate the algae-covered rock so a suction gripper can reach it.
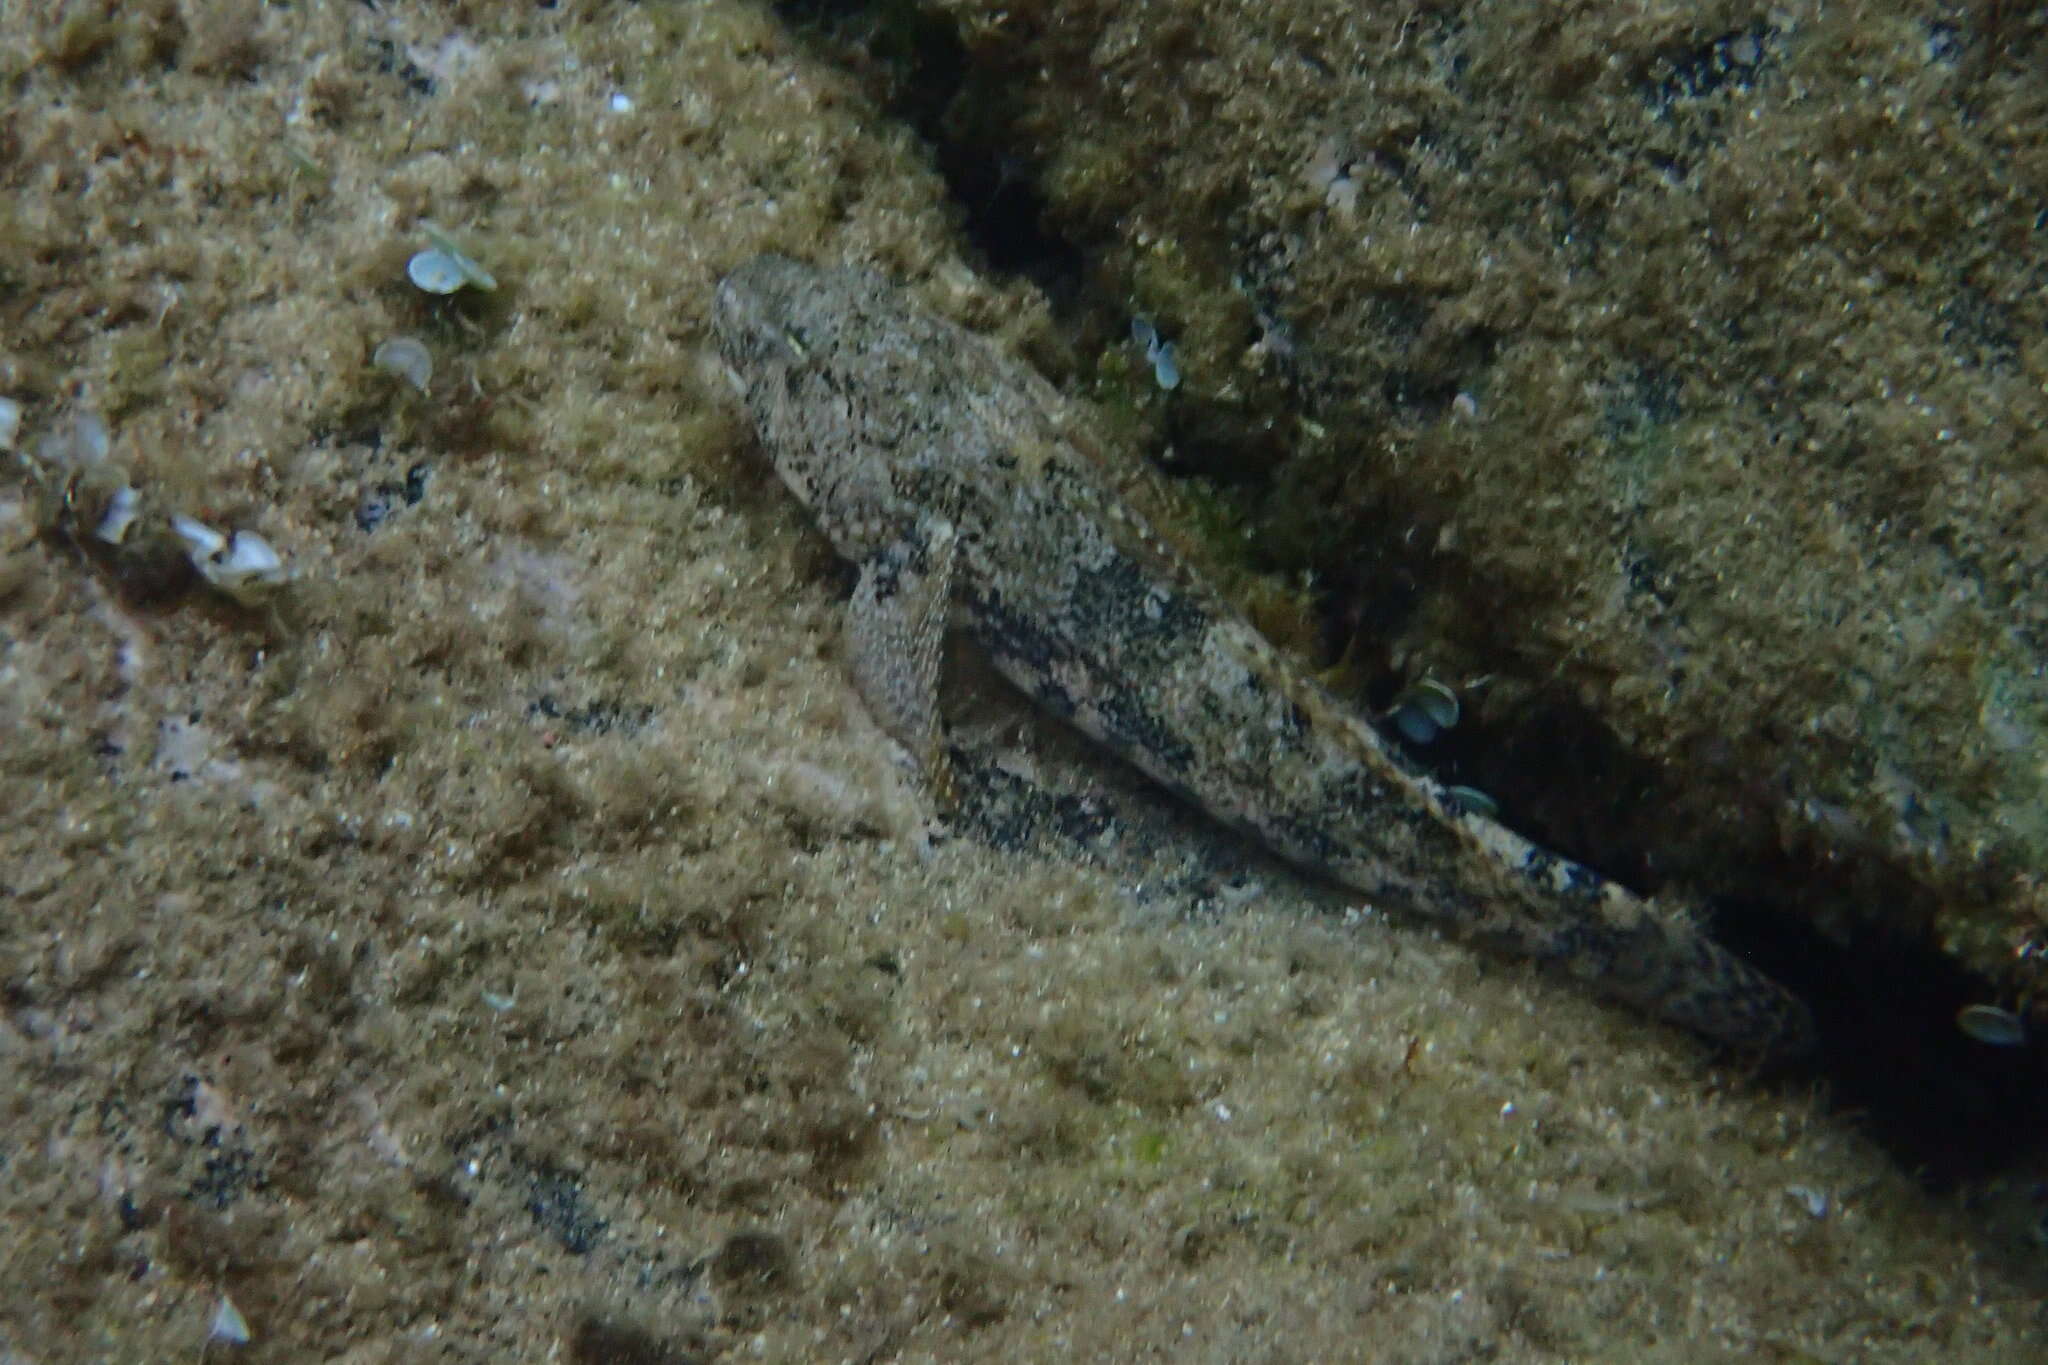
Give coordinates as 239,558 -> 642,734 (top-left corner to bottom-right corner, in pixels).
916,0 -> 2048,1012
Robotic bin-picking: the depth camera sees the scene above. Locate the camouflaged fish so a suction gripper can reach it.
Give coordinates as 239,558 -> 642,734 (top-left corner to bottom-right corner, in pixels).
714,253 -> 1814,1057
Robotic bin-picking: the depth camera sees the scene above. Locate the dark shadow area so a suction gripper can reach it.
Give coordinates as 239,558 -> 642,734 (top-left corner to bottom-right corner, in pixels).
770,0 -> 1086,298
1421,681 -> 2048,1189
1724,890 -> 2048,1189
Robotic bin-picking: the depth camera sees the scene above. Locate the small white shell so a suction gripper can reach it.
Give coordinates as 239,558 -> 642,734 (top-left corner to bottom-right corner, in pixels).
372,336 -> 433,393
406,248 -> 469,295
209,1294 -> 251,1345
1149,341 -> 1180,391
172,517 -> 289,597
1390,677 -> 1460,744
1129,318 -> 1181,390
1411,678 -> 1461,728
209,531 -> 287,592
1442,785 -> 1498,819
170,513 -> 226,559
421,222 -> 497,290
93,484 -> 142,544
1784,1184 -> 1830,1219
1956,1003 -> 2026,1047
0,396 -> 19,452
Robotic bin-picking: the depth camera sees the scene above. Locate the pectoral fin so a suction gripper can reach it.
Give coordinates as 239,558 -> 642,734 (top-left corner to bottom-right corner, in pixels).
845,519 -> 957,801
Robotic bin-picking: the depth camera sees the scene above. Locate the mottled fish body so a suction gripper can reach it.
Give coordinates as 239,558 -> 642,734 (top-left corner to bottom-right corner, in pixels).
715,254 -> 1812,1057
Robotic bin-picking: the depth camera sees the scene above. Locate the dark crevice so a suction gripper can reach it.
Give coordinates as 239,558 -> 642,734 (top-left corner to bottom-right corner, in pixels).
771,0 -> 1085,297
1407,674 -> 2048,1187
1725,890 -> 2048,1188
